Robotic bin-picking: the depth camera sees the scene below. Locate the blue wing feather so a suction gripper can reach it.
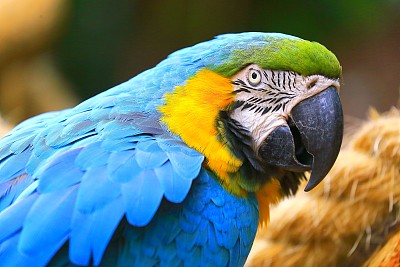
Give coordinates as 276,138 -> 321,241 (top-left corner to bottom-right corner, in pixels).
18,185 -> 78,257
75,166 -> 121,213
90,198 -> 125,266
107,150 -> 141,183
154,161 -> 192,203
99,120 -> 142,139
42,124 -> 68,147
74,142 -> 111,169
31,136 -> 59,159
61,120 -> 96,138
121,169 -> 164,226
0,194 -> 37,243
0,108 -> 207,265
36,149 -> 84,193
0,175 -> 34,211
0,151 -> 30,183
26,153 -> 42,174
0,234 -> 38,267
100,135 -> 138,151
70,196 -> 125,266
9,135 -> 34,154
157,139 -> 204,175
135,141 -> 169,169
13,179 -> 39,204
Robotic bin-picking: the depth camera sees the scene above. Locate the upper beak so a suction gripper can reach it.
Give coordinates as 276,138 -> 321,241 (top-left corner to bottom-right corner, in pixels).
258,86 -> 343,191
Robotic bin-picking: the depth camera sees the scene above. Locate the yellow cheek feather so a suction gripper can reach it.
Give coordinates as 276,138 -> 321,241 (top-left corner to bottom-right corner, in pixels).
159,69 -> 243,189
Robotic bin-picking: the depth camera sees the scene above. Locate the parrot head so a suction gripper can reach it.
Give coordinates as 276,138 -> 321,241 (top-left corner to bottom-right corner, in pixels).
0,32 -> 343,265
160,32 -> 343,219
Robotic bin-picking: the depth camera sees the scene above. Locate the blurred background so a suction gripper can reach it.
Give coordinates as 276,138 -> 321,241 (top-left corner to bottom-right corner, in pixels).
0,0 -> 399,124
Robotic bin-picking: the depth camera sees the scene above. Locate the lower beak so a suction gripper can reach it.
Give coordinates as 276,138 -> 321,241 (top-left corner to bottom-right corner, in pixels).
258,86 -> 343,191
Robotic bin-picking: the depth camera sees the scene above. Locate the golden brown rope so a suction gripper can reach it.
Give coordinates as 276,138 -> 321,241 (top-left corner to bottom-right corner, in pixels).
364,228 -> 400,267
246,107 -> 400,267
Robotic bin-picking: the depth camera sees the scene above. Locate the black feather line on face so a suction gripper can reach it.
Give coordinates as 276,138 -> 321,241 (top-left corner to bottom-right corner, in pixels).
232,75 -> 297,115
217,111 -> 263,171
217,110 -> 306,196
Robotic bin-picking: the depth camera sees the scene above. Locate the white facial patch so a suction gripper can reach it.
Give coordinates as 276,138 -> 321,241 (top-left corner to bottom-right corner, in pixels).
229,64 -> 340,150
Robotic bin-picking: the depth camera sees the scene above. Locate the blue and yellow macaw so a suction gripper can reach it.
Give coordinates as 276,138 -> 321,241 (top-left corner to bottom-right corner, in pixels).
0,32 -> 343,266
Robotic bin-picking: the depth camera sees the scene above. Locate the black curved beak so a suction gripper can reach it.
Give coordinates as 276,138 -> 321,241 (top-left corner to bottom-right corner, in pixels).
259,86 -> 343,191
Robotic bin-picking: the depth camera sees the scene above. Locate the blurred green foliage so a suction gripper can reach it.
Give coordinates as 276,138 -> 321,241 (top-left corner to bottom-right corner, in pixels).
53,0 -> 400,100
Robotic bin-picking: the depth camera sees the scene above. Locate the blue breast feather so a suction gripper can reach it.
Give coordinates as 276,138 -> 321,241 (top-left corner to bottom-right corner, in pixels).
0,32 -> 274,266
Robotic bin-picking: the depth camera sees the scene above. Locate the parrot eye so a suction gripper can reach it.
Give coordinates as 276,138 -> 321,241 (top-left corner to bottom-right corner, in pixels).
247,69 -> 262,86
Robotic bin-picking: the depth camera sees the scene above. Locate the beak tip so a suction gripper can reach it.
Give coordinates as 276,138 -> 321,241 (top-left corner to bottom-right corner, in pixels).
304,172 -> 323,192
303,161 -> 333,192
304,181 -> 316,192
